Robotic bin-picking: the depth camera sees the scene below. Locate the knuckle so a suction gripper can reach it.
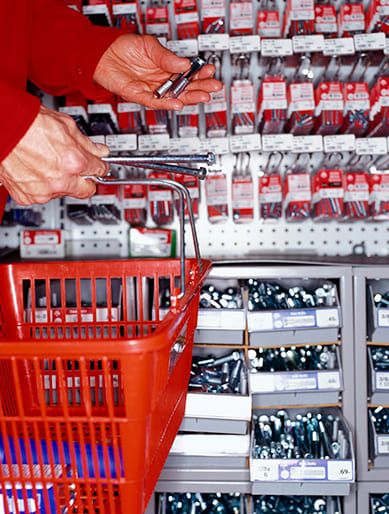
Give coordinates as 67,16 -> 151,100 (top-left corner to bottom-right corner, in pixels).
62,149 -> 87,174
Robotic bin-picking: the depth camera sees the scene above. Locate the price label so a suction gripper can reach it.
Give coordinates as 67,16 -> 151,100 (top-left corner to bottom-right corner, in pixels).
230,35 -> 260,53
59,106 -> 87,121
167,39 -> 198,56
356,138 -> 388,155
378,308 -> 389,327
169,137 -> 201,154
324,135 -> 355,152
282,313 -> 315,329
281,374 -> 317,391
262,134 -> 293,151
293,35 -> 325,53
248,311 -> 273,331
198,34 -> 230,51
323,38 -> 355,56
376,372 -> 389,390
289,465 -> 326,480
354,32 -> 385,51
327,461 -> 353,481
261,38 -> 293,56
113,3 -> 137,14
385,38 -> 389,55
197,310 -> 224,329
292,135 -> 323,153
208,137 -> 230,155
106,134 -> 137,152
89,135 -> 105,145
138,134 -> 170,152
251,460 -> 278,481
230,134 -> 261,152
377,435 -> 389,454
317,371 -> 342,390
316,308 -> 340,328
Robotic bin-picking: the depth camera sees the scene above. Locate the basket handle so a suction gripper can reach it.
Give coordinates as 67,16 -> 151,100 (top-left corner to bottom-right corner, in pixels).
85,176 -> 202,296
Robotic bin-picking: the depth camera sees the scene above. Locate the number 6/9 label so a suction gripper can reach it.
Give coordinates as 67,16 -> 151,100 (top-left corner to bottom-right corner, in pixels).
327,461 -> 353,481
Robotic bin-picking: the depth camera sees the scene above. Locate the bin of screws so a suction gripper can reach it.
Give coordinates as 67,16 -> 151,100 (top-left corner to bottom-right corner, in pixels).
246,279 -> 341,346
369,407 -> 389,467
367,281 -> 389,342
250,408 -> 354,495
368,347 -> 389,404
249,345 -> 343,408
195,278 -> 246,344
157,493 -> 248,514
181,348 -> 251,434
371,494 -> 389,514
252,495 -> 342,514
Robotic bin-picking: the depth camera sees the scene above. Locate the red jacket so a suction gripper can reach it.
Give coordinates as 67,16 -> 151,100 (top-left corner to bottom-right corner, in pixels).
0,0 -> 121,218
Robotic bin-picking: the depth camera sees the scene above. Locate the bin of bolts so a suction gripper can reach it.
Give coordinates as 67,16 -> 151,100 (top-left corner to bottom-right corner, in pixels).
157,492 -> 247,514
369,407 -> 389,465
246,279 -> 341,345
368,284 -> 389,342
368,347 -> 389,403
371,494 -> 389,514
252,495 -> 342,513
251,409 -> 354,483
248,345 -> 342,394
195,281 -> 246,344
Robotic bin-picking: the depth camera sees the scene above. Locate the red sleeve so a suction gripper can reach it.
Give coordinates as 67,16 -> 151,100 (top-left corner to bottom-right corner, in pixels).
29,0 -> 124,99
0,80 -> 40,163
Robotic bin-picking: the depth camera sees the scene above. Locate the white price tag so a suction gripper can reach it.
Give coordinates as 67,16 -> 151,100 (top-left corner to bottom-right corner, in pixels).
293,35 -> 325,53
323,38 -> 355,56
378,308 -> 389,327
385,38 -> 389,55
208,137 -> 230,155
324,135 -> 355,152
83,4 -> 109,16
138,134 -> 170,152
197,310 -> 223,329
117,102 -> 141,113
167,39 -> 199,56
377,435 -> 389,454
229,134 -> 261,153
261,38 -> 293,56
105,134 -> 137,152
113,3 -> 137,14
327,460 -> 353,481
198,34 -> 230,51
292,135 -> 323,153
59,106 -> 87,121
317,371 -> 341,390
250,374 -> 276,393
169,137 -> 201,154
248,311 -> 273,331
356,138 -> 388,155
230,35 -> 260,53
354,32 -> 385,51
376,372 -> 389,390
251,460 -> 278,481
89,135 -> 105,145
316,308 -> 340,328
262,134 -> 293,151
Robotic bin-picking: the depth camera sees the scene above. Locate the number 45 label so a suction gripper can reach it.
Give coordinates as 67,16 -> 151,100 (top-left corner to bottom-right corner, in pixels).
327,461 -> 353,481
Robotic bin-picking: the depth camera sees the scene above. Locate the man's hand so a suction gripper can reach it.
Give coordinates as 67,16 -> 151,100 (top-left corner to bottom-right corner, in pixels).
94,35 -> 222,110
0,106 -> 109,205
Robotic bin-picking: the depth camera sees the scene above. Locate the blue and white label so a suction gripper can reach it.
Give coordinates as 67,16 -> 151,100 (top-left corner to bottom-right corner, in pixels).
248,308 -> 340,332
250,371 -> 341,393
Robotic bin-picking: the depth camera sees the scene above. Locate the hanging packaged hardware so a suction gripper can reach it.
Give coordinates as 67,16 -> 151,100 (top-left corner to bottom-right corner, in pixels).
117,99 -> 143,135
258,152 -> 283,220
231,153 -> 254,223
338,3 -> 366,36
200,0 -> 226,33
123,170 -> 148,227
369,171 -> 389,221
257,0 -> 281,38
145,107 -> 170,135
113,1 -> 143,34
174,173 -> 200,220
283,0 -> 315,36
314,4 -> 338,36
229,0 -> 254,36
174,0 -> 200,39
342,82 -> 370,136
148,172 -> 175,226
312,167 -> 345,221
204,53 -> 228,137
205,165 -> 229,223
367,0 -> 389,33
343,156 -> 371,220
287,81 -> 315,135
231,54 -> 255,135
176,104 -> 200,137
284,155 -> 312,221
145,1 -> 171,38
314,81 -> 344,135
369,77 -> 389,137
258,75 -> 288,134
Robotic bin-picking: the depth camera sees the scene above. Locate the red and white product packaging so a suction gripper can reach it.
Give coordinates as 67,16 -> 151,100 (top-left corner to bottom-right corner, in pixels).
230,1 -> 254,35
338,4 -> 365,36
368,77 -> 389,137
145,107 -> 170,134
257,10 -> 281,38
258,77 -> 288,134
283,0 -> 315,37
287,82 -> 315,135
123,183 -> 147,227
205,172 -> 229,223
369,173 -> 389,220
366,0 -> 389,33
113,1 -> 143,33
314,82 -> 344,135
129,227 -> 176,257
148,172 -> 174,226
231,80 -> 256,135
59,92 -> 89,134
284,171 -> 312,221
231,170 -> 254,223
174,0 -> 200,39
201,0 -> 226,33
205,85 -> 228,137
312,169 -> 344,221
259,173 -> 283,219
343,171 -> 369,220
145,5 -> 171,38
118,101 -> 143,135
342,82 -> 370,136
314,4 -> 337,35
95,183 -> 121,206
64,0 -> 82,11
21,230 -> 65,259
174,174 -> 200,220
176,105 -> 200,137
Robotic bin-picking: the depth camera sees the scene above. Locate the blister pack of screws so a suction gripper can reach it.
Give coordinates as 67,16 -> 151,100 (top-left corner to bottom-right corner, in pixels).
157,493 -> 246,514
253,495 -> 342,514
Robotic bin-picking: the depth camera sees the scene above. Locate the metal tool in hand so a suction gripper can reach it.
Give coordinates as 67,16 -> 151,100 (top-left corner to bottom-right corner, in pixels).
102,153 -> 215,180
154,57 -> 206,99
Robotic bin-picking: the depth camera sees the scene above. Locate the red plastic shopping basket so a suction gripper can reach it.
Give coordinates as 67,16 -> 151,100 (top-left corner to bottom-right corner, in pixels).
0,257 -> 210,513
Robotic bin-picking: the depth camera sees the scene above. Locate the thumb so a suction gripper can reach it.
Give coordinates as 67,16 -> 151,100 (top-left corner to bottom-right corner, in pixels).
148,37 -> 190,73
